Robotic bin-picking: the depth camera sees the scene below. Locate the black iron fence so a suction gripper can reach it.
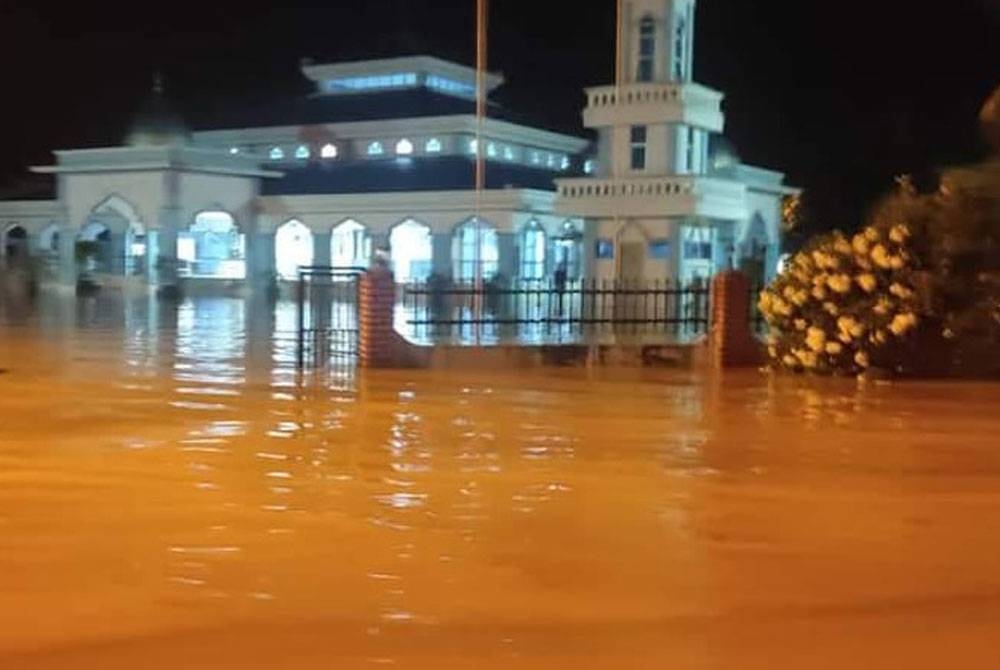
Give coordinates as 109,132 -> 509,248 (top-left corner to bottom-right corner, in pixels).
295,266 -> 365,369
399,278 -> 711,343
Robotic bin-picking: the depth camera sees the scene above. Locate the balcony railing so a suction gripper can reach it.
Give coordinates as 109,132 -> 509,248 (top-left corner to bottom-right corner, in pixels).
558,176 -> 696,200
585,83 -> 685,109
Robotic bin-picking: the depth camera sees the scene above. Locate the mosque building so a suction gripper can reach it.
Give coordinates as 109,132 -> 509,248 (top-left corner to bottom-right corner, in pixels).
0,0 -> 794,292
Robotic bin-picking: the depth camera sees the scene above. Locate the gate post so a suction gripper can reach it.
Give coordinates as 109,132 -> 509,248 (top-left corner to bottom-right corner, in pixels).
709,270 -> 763,368
358,265 -> 398,368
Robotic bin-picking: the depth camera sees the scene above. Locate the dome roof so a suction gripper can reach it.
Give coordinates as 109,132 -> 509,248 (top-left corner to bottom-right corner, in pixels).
708,134 -> 741,171
125,74 -> 190,147
980,84 -> 1000,153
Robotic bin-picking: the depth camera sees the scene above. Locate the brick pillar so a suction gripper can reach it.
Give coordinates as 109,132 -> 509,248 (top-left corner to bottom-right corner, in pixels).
358,265 -> 398,368
709,270 -> 762,368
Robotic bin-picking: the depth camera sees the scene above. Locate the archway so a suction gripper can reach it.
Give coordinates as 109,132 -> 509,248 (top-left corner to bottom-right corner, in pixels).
275,219 -> 314,281
389,219 -> 433,282
331,219 -> 371,268
453,218 -> 498,282
1,225 -> 27,260
554,221 -> 583,281
77,221 -> 113,274
178,211 -> 246,279
37,225 -> 60,256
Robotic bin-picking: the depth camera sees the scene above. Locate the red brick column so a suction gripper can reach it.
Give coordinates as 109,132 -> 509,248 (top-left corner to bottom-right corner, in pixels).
709,270 -> 762,368
358,266 -> 398,368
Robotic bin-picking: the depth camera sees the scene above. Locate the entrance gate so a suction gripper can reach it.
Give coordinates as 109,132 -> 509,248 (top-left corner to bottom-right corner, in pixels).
296,266 -> 366,370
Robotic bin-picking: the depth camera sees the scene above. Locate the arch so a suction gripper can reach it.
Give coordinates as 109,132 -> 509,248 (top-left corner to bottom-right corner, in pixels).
519,220 -> 547,280
331,218 -> 371,268
389,218 -> 433,282
554,220 -> 584,280
274,219 -> 315,281
90,194 -> 143,232
1,224 -> 28,260
37,224 -> 60,255
452,218 -> 499,282
395,138 -> 414,156
178,210 -> 246,279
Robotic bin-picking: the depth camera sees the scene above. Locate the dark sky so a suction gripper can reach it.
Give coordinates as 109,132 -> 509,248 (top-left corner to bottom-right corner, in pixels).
1,0 -> 997,230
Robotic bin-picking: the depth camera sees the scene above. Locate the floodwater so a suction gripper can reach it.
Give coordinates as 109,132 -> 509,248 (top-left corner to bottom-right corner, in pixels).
2,293 -> 1000,669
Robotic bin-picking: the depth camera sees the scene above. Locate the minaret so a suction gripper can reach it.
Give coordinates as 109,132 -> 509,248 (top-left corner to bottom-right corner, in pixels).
587,0 -> 721,179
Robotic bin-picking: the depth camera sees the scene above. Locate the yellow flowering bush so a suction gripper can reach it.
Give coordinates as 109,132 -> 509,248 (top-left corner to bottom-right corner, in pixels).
759,225 -> 922,375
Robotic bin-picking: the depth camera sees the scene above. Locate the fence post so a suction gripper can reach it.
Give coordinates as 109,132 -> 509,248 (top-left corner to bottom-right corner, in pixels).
358,265 -> 398,368
709,270 -> 763,368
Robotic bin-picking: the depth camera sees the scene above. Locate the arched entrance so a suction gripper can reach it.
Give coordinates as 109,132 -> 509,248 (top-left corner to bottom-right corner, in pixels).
390,219 -> 433,282
178,211 -> 246,279
453,218 -> 498,282
77,221 -> 113,275
554,221 -> 583,281
331,219 -> 371,268
1,225 -> 28,261
275,219 -> 314,281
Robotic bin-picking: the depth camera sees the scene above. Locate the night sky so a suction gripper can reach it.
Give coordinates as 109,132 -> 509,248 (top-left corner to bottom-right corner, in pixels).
1,0 -> 997,232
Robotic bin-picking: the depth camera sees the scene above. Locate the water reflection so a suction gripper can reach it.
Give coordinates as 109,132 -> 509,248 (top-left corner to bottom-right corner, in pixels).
3,293 -> 1000,668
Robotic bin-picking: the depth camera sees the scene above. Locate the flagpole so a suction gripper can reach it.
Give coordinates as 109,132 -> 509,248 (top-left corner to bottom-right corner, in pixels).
474,0 -> 488,343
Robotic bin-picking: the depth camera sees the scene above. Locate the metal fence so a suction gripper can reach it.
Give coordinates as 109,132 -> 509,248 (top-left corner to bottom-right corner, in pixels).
399,278 -> 711,343
295,266 -> 365,369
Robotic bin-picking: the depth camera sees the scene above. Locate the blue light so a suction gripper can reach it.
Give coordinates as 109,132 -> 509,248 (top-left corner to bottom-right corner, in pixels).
269,147 -> 284,160
426,75 -> 476,98
327,73 -> 418,93
584,159 -> 596,174
295,145 -> 310,159
367,141 -> 385,156
425,138 -> 443,153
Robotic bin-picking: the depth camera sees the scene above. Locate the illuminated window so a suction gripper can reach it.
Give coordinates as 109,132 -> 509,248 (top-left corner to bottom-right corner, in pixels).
269,146 -> 284,160
390,219 -> 433,282
468,139 -> 479,155
486,143 -> 498,158
229,147 -> 240,155
530,151 -> 542,165
367,141 -> 385,156
638,16 -> 656,82
503,146 -> 515,161
584,159 -> 596,174
453,219 -> 499,282
685,126 -> 697,172
520,222 -> 547,280
630,126 -> 647,170
327,73 -> 418,93
560,156 -> 571,170
395,138 -> 414,155
295,145 -> 310,159
546,154 -> 557,168
425,138 -> 443,153
321,143 -> 338,159
425,75 -> 476,99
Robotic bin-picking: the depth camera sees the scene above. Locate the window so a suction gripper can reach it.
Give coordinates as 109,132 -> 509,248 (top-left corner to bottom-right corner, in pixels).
295,145 -> 310,160
395,138 -> 414,155
560,156 -> 571,171
468,139 -> 479,155
269,146 -> 284,160
638,16 -> 656,82
674,17 -> 687,81
546,154 -> 557,168
649,239 -> 671,259
683,240 -> 713,260
630,126 -> 647,170
595,238 -> 615,260
425,138 -> 443,153
520,223 -> 547,280
367,141 -> 385,156
425,75 -> 476,99
390,219 -> 433,282
453,219 -> 499,282
229,147 -> 240,155
327,73 -> 418,93
486,142 -> 498,159
685,127 -> 697,172
530,151 -> 542,165
503,146 -> 515,161
321,143 -> 338,159
179,211 -> 246,279
584,159 -> 596,174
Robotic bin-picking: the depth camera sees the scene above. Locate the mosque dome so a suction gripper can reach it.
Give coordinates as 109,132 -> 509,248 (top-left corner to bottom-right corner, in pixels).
125,74 -> 190,147
708,134 -> 741,172
980,84 -> 1000,153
